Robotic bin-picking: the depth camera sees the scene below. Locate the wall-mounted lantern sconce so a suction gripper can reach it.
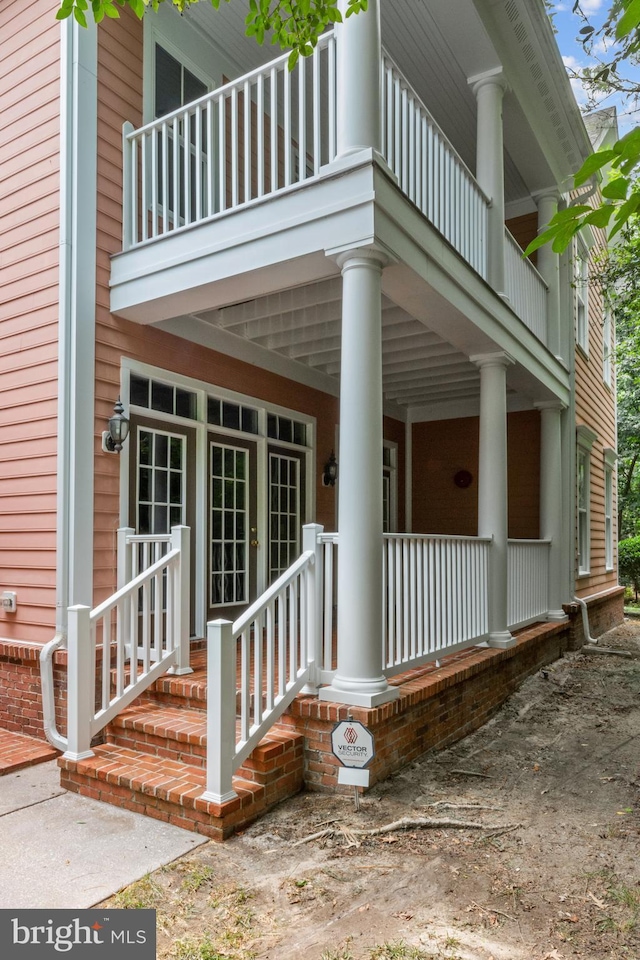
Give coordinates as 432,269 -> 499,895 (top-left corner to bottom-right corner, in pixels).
102,397 -> 130,453
322,451 -> 338,487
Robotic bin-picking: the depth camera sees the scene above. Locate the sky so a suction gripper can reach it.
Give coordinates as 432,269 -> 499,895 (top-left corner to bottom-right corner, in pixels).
550,0 -> 640,134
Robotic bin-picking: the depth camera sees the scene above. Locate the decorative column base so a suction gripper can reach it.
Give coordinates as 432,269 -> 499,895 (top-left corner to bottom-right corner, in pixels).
487,630 -> 515,649
319,675 -> 399,708
546,610 -> 568,622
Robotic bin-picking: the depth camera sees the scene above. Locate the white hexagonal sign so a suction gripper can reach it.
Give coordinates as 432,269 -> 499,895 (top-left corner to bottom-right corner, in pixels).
331,720 -> 375,768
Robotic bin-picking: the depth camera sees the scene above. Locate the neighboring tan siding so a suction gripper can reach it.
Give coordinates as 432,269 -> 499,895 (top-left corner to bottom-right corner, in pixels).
575,233 -> 617,599
94,12 -> 404,606
0,0 -> 60,643
411,411 -> 540,539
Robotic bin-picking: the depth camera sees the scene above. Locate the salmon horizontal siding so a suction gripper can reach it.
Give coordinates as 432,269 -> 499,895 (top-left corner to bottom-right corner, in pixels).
0,0 -> 60,643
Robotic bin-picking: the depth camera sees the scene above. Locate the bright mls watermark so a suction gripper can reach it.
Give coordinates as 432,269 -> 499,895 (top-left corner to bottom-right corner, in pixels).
0,910 -> 156,959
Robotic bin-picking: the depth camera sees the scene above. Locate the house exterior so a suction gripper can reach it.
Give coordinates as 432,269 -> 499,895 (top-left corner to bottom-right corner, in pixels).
0,0 -> 623,832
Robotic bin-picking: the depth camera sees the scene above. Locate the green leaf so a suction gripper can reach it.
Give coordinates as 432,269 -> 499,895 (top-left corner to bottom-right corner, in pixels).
602,177 -> 630,200
616,0 -> 640,39
584,205 -> 616,228
574,150 -> 618,187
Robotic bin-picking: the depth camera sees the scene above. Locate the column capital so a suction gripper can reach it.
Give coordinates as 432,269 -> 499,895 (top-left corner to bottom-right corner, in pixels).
329,244 -> 394,272
533,187 -> 561,207
470,351 -> 514,371
534,399 -> 566,413
468,66 -> 508,98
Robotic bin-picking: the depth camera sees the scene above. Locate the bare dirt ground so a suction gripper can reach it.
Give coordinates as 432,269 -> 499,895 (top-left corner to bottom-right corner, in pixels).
102,620 -> 640,960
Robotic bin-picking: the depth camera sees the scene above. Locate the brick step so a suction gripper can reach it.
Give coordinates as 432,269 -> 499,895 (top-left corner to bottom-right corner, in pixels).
60,735 -> 304,841
105,703 -> 302,787
0,728 -> 58,775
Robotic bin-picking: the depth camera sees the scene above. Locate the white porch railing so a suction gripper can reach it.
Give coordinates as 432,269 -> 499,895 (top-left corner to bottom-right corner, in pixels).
507,538 -> 550,630
383,535 -> 491,677
504,229 -> 548,343
61,526 -> 191,759
122,32 -> 337,249
201,524 -> 323,803
381,54 -> 490,280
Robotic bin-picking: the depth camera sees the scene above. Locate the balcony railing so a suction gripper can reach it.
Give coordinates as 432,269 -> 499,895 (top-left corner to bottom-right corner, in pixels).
504,229 -> 548,343
122,41 -> 548,344
381,54 -> 489,281
122,32 -> 337,249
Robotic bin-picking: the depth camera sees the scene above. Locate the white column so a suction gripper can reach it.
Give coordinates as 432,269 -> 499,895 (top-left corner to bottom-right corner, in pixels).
335,0 -> 381,157
534,190 -> 561,357
320,249 -> 398,707
469,68 -> 508,295
535,401 -> 567,621
472,352 -> 515,648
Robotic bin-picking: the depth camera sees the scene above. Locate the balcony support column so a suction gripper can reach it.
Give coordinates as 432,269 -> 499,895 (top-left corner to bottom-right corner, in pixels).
535,401 -> 568,621
335,0 -> 382,157
472,352 -> 515,649
319,248 -> 398,708
469,69 -> 508,296
534,190 -> 562,357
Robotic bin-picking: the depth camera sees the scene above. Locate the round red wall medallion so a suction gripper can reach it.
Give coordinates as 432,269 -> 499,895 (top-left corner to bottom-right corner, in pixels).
454,470 -> 473,489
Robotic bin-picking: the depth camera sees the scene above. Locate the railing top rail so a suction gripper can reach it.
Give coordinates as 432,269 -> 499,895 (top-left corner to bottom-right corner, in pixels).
383,533 -> 493,544
504,227 -> 549,289
382,48 -> 490,207
318,532 -> 339,543
233,550 -> 315,636
127,31 -> 336,140
125,534 -> 172,544
90,548 -> 180,622
508,538 -> 551,545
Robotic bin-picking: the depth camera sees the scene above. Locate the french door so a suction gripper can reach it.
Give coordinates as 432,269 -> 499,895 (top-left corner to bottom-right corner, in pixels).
207,433 -> 258,621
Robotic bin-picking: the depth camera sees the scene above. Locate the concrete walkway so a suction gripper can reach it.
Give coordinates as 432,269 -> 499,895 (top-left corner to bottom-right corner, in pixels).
0,760 -> 207,909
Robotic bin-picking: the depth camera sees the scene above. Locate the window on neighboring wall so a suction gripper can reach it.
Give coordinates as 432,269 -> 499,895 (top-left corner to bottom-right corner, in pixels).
576,425 -> 597,577
382,443 -> 397,533
603,302 -> 613,387
575,237 -> 589,353
605,463 -> 613,571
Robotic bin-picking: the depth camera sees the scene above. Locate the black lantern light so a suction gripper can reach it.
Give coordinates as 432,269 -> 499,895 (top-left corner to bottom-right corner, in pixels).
322,451 -> 338,487
103,397 -> 130,453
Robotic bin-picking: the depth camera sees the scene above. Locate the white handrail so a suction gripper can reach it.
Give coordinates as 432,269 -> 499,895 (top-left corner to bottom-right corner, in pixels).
62,526 -> 191,760
201,523 -> 322,803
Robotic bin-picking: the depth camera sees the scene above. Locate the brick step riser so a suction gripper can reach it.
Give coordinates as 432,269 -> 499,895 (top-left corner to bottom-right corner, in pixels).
106,724 -> 304,787
60,749 -> 304,841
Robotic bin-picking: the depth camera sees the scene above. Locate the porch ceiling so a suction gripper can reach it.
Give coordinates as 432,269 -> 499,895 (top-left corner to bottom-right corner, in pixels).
191,277 -> 482,409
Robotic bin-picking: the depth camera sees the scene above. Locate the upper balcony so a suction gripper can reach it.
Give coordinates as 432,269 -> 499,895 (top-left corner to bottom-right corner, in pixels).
110,0 -> 592,383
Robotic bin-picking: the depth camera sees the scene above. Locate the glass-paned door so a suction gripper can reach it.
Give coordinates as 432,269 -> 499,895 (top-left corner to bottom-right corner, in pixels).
268,447 -> 306,583
130,417 -> 197,636
208,433 -> 258,619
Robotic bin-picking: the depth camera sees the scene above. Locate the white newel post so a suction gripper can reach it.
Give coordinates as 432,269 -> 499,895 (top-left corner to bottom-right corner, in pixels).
169,525 -> 193,675
535,401 -> 567,621
320,249 -> 398,707
336,0 -> 381,157
469,68 -> 507,296
472,353 -> 515,648
201,619 -> 238,805
534,190 -> 561,356
63,604 -> 95,761
302,523 -> 324,694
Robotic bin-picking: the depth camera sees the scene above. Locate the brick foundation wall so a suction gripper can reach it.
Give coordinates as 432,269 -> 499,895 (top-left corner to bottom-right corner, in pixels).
282,619 -> 588,793
0,640 -> 67,741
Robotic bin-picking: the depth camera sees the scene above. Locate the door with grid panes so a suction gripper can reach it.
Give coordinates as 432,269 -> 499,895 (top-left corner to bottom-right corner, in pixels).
268,446 -> 306,583
129,416 -> 197,642
207,433 -> 258,620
